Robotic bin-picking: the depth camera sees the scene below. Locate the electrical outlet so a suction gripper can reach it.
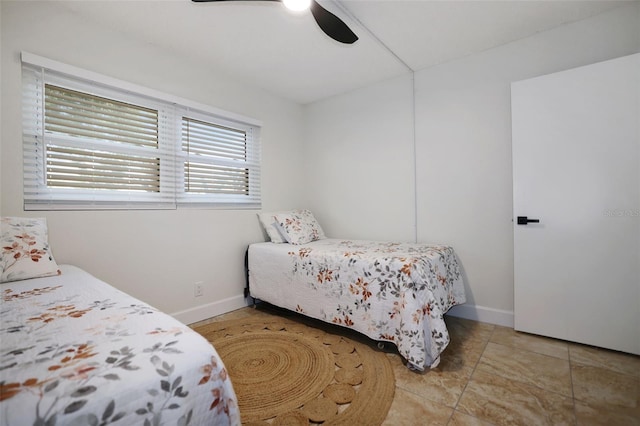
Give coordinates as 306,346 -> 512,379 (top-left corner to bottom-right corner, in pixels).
194,281 -> 204,297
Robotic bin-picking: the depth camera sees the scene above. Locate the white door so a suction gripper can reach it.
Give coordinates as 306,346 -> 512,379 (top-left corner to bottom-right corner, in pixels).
512,54 -> 640,355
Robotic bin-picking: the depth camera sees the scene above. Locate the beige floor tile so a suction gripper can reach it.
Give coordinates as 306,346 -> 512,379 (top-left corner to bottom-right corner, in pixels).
572,363 -> 639,409
382,387 -> 453,426
490,326 -> 569,360
389,353 -> 473,408
569,343 -> 640,378
575,400 -> 640,426
457,370 -> 575,426
475,342 -> 572,397
441,335 -> 489,371
445,315 -> 495,344
449,411 -> 497,426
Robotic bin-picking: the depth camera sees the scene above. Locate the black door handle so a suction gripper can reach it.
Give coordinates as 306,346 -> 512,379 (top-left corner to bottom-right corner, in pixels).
517,216 -> 540,225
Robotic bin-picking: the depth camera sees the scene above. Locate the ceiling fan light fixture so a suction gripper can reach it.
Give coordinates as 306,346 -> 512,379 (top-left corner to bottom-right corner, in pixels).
282,0 -> 311,12
191,0 -> 357,44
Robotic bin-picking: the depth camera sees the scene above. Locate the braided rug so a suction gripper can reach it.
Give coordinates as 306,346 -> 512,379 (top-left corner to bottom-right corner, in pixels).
194,316 -> 395,425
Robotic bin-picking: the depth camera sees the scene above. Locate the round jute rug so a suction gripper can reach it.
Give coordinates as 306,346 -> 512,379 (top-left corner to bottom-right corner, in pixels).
194,316 -> 395,425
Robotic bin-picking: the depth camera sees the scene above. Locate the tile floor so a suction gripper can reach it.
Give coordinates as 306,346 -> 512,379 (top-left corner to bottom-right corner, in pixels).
192,305 -> 640,426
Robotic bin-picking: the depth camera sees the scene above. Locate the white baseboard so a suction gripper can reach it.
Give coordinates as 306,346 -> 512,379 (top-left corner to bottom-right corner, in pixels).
171,296 -> 514,329
171,294 -> 249,325
446,304 -> 514,328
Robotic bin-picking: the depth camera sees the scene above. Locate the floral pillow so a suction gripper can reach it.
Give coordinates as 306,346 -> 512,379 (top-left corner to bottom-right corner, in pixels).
274,209 -> 326,245
257,212 -> 288,244
1,217 -> 61,283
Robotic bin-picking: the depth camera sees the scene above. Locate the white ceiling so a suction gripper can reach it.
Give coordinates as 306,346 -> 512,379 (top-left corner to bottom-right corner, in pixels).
59,0 -> 631,104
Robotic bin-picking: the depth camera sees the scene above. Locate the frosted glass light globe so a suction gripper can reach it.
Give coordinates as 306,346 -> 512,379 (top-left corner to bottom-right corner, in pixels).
282,0 -> 311,12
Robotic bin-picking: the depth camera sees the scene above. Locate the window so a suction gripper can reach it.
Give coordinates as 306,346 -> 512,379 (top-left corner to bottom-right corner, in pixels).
44,84 -> 162,193
22,53 -> 261,210
180,114 -> 258,204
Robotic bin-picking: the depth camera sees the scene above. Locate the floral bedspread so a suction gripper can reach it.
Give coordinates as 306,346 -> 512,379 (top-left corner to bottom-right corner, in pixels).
249,239 -> 466,370
0,265 -> 240,426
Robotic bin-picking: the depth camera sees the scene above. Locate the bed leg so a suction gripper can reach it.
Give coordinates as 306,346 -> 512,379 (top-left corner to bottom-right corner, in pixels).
244,246 -> 252,301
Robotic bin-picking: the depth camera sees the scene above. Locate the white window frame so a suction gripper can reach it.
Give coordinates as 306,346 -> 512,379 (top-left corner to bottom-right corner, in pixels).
21,52 -> 262,210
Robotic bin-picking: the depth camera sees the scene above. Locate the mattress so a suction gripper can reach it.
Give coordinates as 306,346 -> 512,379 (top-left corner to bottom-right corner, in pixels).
0,265 -> 240,425
248,239 -> 466,370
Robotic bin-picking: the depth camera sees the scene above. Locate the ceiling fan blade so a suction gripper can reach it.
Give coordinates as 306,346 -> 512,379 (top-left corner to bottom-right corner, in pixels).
310,0 -> 358,44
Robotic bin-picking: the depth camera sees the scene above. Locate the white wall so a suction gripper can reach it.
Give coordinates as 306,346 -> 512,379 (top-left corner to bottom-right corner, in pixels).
303,72 -> 416,242
303,3 -> 640,326
0,1 -> 305,323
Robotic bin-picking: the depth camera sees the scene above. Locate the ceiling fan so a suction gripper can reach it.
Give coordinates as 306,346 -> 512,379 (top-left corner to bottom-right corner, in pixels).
191,0 -> 358,44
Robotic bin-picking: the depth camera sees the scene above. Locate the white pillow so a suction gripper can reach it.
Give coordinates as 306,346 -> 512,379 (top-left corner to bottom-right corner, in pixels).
1,217 -> 61,283
257,212 -> 288,243
274,209 -> 326,245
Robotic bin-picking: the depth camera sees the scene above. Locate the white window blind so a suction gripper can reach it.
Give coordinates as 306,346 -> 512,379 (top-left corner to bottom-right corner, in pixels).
179,114 -> 260,207
21,53 -> 261,210
45,84 -> 162,193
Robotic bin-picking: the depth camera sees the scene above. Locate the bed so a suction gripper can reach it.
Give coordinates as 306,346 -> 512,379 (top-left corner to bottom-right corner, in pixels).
247,237 -> 466,371
0,265 -> 240,426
